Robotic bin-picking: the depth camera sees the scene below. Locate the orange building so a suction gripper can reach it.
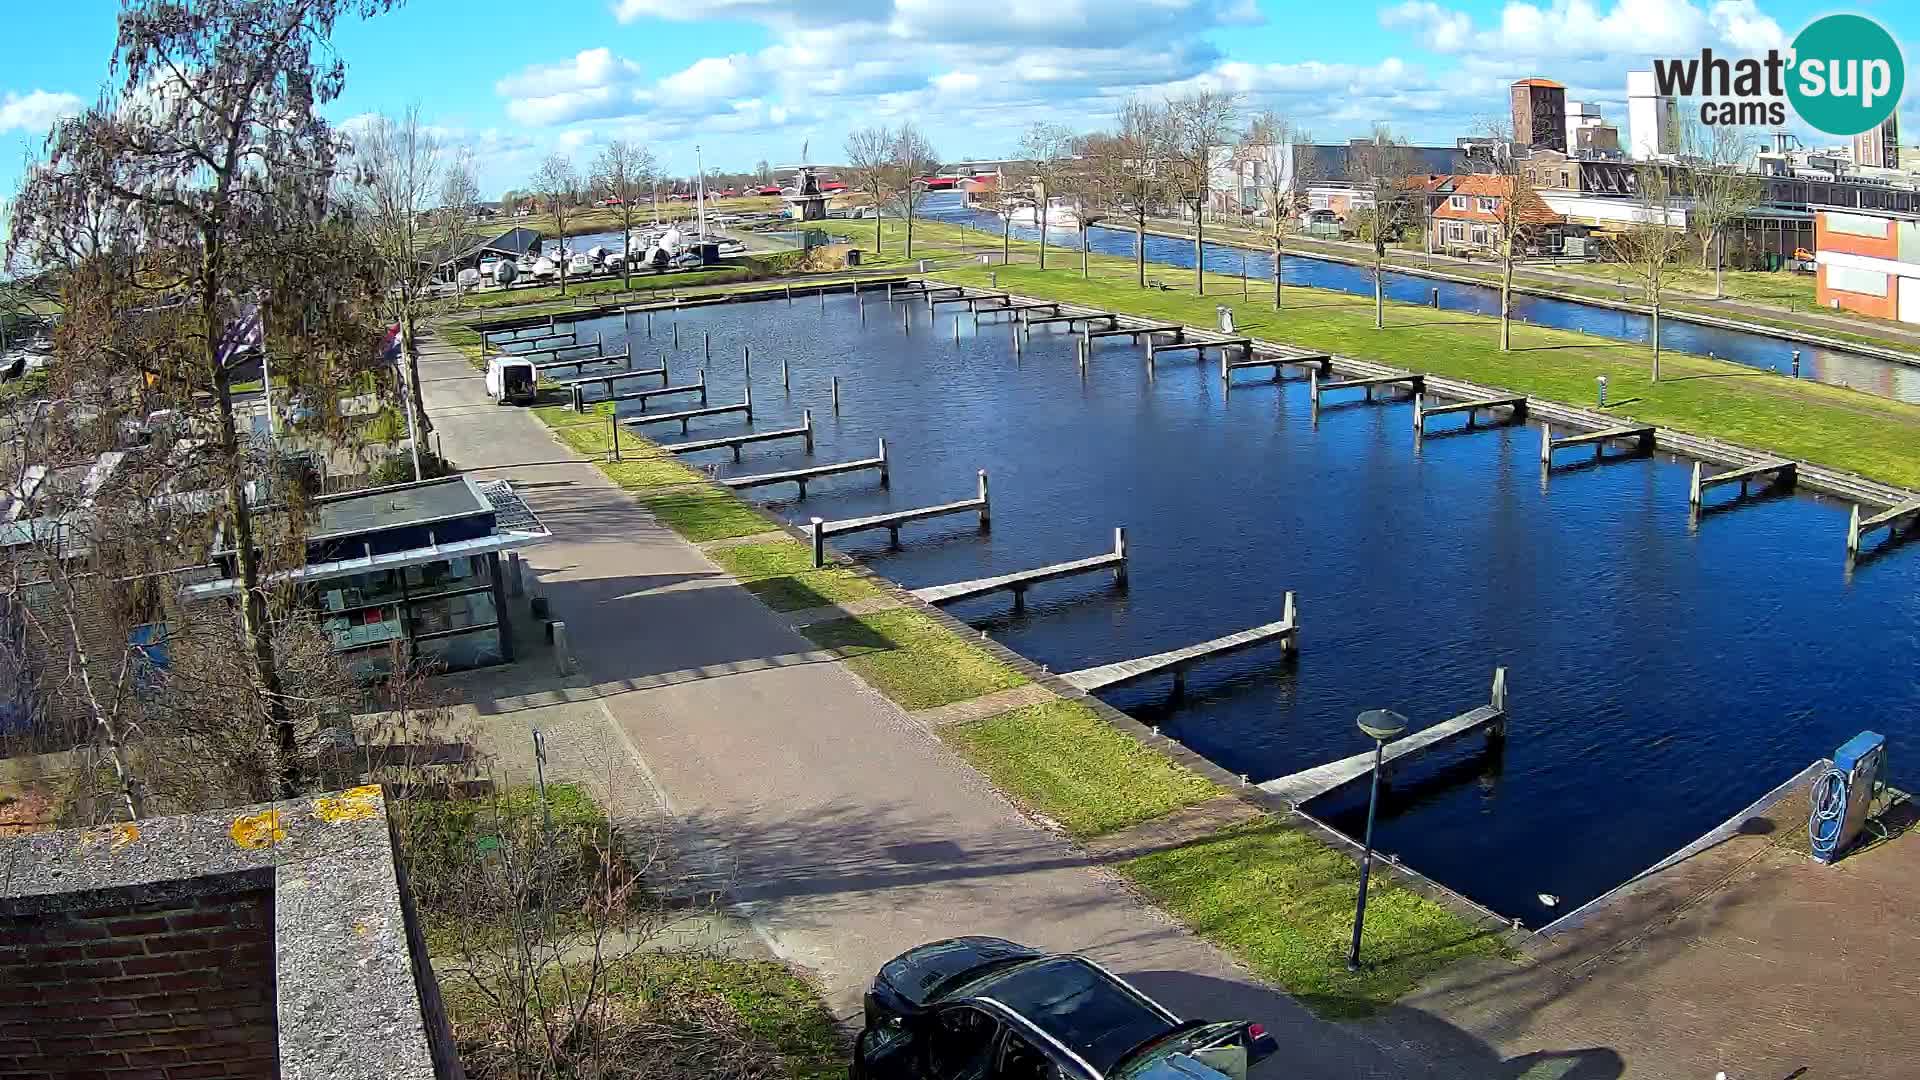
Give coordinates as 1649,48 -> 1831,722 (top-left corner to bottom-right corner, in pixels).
1428,174 -> 1566,255
1813,208 -> 1920,322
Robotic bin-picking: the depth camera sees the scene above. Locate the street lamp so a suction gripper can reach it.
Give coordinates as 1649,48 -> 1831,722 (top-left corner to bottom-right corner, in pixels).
1347,707 -> 1408,971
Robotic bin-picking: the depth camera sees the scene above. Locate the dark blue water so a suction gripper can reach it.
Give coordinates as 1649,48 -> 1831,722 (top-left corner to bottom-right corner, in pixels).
564,295 -> 1920,925
911,194 -> 1920,405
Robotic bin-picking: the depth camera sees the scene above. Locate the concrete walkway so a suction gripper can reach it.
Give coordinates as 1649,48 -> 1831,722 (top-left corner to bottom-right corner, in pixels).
416,334 -> 1567,1078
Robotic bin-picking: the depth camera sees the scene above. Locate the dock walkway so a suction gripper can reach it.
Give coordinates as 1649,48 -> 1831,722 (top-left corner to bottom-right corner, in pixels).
1412,392 -> 1528,434
1540,423 -> 1656,463
1061,594 -> 1296,696
724,439 -> 888,497
622,395 -> 751,433
913,528 -> 1126,610
1690,460 -> 1795,506
1259,668 -> 1509,806
668,411 -> 812,460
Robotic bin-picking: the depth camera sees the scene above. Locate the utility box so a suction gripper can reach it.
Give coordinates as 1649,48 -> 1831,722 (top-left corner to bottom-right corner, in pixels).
1811,731 -> 1887,863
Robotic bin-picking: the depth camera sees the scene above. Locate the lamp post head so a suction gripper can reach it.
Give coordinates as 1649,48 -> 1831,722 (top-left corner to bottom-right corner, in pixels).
1357,708 -> 1409,742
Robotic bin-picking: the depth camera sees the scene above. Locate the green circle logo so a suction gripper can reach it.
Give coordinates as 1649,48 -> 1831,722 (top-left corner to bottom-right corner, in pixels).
1787,14 -> 1905,137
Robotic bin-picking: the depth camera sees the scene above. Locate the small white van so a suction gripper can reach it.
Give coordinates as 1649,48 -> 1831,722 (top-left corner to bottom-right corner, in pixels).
485,355 -> 537,406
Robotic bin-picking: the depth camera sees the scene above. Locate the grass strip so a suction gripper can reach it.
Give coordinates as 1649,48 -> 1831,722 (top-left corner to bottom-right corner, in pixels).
707,540 -> 881,612
942,699 -> 1222,837
641,488 -> 776,542
1119,818 -> 1509,1019
801,608 -> 1026,710
924,247 -> 1920,490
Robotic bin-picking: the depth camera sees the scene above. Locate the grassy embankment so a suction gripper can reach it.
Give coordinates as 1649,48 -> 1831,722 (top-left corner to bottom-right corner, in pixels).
444,285 -> 1512,1016
900,218 -> 1920,490
403,783 -> 845,1080
1159,217 -> 1920,355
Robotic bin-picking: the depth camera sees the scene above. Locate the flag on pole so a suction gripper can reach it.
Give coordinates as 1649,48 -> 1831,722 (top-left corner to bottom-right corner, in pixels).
378,323 -> 403,363
214,304 -> 264,370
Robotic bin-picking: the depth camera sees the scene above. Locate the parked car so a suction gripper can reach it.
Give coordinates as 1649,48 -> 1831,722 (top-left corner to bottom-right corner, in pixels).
852,938 -> 1278,1080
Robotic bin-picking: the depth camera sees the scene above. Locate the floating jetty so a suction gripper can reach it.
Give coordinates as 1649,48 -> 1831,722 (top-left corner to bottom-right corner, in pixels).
499,333 -> 592,357
558,363 -> 665,410
981,301 -> 1060,320
1085,323 -> 1185,345
1540,423 -> 1655,464
724,438 -> 889,498
613,371 -> 707,410
1412,392 -> 1528,434
668,411 -> 813,460
811,470 -> 990,564
1311,370 -> 1424,405
1222,350 -> 1332,381
1690,460 -> 1796,507
888,283 -> 962,303
1149,337 -> 1251,366
913,528 -> 1128,611
1061,593 -> 1297,696
483,316 -> 561,343
1847,498 -> 1920,556
1260,668 -> 1509,806
1026,312 -> 1117,331
621,393 -> 752,434
931,291 -> 1008,311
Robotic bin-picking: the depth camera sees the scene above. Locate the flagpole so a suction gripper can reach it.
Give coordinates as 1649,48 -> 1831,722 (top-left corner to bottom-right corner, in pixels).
696,144 -> 706,244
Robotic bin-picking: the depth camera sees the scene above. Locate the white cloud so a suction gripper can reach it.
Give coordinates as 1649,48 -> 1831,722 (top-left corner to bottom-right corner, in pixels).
0,89 -> 83,134
496,48 -> 645,126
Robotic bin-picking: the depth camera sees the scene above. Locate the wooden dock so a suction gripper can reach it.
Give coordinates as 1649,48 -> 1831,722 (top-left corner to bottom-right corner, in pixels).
483,317 -> 558,342
1690,460 -> 1796,507
613,371 -> 707,410
1025,312 -> 1117,331
1311,370 -> 1424,404
558,363 -> 666,411
888,284 -> 962,302
981,300 -> 1060,319
621,394 -> 752,434
931,291 -> 1008,311
1085,323 -> 1184,344
1847,498 -> 1920,556
1149,337 -> 1250,366
1259,668 -> 1509,806
1060,593 -> 1297,696
723,438 -> 889,498
811,471 -> 991,563
913,527 -> 1127,611
1222,351 -> 1332,381
1540,423 -> 1655,464
499,334 -> 593,357
1412,393 -> 1528,434
668,411 -> 812,460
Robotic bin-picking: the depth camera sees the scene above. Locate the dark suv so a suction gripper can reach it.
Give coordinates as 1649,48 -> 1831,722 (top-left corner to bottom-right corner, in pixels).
852,937 -> 1279,1080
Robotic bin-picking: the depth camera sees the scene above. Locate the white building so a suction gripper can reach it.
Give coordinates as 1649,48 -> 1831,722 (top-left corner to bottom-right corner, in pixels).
1627,70 -> 1680,160
1566,102 -> 1602,153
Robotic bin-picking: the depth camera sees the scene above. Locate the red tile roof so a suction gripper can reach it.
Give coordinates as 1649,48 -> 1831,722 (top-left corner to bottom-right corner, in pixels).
1513,77 -> 1565,88
1431,174 -> 1563,226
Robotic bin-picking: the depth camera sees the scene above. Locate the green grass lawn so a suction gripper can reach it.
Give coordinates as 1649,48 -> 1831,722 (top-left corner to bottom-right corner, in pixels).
942,700 -> 1222,837
801,608 -> 1027,710
641,488 -> 777,542
707,539 -> 882,612
922,245 -> 1920,490
1120,819 -> 1510,1018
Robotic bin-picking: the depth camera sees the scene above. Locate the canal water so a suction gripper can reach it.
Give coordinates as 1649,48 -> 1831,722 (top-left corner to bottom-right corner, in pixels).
913,194 -> 1920,405
564,294 -> 1920,925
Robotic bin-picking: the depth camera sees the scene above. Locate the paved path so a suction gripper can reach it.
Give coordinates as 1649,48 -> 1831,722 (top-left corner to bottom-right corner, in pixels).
417,334 -> 1559,1078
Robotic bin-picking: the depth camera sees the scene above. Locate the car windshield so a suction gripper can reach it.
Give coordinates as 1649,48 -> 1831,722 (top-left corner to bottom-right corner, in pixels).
971,958 -> 1170,1074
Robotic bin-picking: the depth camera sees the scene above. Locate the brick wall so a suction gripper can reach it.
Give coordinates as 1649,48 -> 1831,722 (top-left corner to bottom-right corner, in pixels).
0,890 -> 277,1080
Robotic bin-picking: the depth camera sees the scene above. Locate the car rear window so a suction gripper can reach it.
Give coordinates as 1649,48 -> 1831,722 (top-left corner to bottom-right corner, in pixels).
976,958 -> 1170,1073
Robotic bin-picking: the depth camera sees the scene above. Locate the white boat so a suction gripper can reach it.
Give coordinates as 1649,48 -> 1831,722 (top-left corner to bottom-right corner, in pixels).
530,257 -> 560,281
1003,197 -> 1081,230
567,254 -> 595,276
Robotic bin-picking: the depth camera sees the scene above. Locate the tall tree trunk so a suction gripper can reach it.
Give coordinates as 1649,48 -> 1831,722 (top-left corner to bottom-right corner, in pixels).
1500,236 -> 1514,352
1039,204 -> 1048,270
905,199 -> 914,259
875,191 -> 883,252
1081,225 -> 1089,278
1650,300 -> 1662,381
1713,230 -> 1725,299
1373,258 -> 1384,328
204,246 -> 294,797
1136,210 -> 1145,288
1002,213 -> 1010,265
621,204 -> 632,290
1273,235 -> 1283,309
1194,203 -> 1205,295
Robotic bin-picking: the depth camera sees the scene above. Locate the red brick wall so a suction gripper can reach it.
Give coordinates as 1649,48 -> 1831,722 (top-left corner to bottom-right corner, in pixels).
1815,212 -> 1896,258
0,891 -> 277,1080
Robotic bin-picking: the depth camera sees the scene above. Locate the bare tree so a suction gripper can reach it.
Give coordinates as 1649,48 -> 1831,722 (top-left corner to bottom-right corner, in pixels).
1685,124 -> 1762,299
843,126 -> 894,254
347,107 -> 441,467
1619,164 -> 1692,381
1110,97 -> 1166,289
1469,122 -> 1549,352
1346,124 -> 1420,329
1236,110 -> 1316,309
439,150 -> 482,305
1016,122 -> 1078,272
1161,90 -> 1240,294
8,0 -> 400,797
592,140 -> 656,291
893,123 -> 939,261
531,154 -> 577,296
1068,132 -> 1132,279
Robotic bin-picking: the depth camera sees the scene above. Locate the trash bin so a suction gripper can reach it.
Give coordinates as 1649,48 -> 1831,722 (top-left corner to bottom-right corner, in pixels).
846,248 -> 862,267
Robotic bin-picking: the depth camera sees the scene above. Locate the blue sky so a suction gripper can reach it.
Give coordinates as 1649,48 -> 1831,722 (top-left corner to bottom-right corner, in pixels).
2,0 -> 1915,200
